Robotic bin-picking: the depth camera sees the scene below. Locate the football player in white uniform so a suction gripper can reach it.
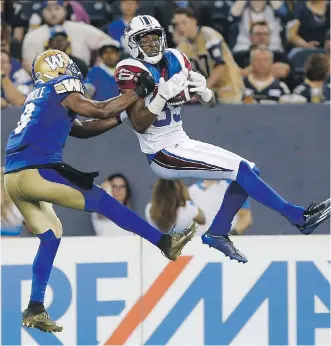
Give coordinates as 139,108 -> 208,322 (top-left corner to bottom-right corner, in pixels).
114,15 -> 330,263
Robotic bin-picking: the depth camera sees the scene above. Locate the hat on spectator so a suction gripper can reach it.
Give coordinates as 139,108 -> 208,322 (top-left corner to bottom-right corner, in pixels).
41,0 -> 65,9
49,25 -> 68,40
98,39 -> 121,55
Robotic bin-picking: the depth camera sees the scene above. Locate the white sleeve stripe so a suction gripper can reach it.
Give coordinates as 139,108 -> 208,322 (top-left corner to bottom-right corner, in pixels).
205,39 -> 222,49
116,58 -> 151,73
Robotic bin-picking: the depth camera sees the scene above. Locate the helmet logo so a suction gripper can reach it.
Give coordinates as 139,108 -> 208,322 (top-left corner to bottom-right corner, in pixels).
44,54 -> 66,70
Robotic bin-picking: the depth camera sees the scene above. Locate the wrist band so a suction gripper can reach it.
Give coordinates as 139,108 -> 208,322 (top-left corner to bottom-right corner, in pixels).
147,93 -> 167,115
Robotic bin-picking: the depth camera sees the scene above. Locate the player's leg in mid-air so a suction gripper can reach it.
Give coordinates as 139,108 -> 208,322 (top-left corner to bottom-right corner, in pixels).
4,167 -> 196,333
148,139 -> 330,263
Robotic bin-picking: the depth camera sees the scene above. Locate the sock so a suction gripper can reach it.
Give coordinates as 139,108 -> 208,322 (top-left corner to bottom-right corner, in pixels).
236,161 -> 305,225
29,230 -> 61,306
84,187 -> 163,245
209,181 -> 249,236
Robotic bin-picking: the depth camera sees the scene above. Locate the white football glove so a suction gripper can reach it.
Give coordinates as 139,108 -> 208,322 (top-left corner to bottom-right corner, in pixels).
148,69 -> 189,115
158,69 -> 189,100
188,70 -> 207,93
189,70 -> 213,102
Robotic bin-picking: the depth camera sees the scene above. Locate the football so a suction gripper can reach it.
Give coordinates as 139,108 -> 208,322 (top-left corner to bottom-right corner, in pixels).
167,86 -> 197,106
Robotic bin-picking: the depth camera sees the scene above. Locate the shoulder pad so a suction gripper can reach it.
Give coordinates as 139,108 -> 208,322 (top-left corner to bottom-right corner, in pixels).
115,59 -> 151,90
53,76 -> 84,95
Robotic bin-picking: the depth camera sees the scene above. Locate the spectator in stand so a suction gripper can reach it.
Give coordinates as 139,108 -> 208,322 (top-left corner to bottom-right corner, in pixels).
29,0 -> 91,31
1,52 -> 27,108
45,26 -> 89,78
287,0 -> 329,49
188,180 -> 253,236
231,0 -> 286,53
174,7 -> 244,104
108,0 -> 139,54
234,21 -> 291,80
1,167 -> 24,237
242,45 -> 290,104
155,0 -> 211,48
91,174 -> 134,236
22,0 -> 111,72
292,53 -> 330,103
145,179 -> 205,233
85,40 -> 121,101
1,50 -> 32,97
1,20 -> 22,62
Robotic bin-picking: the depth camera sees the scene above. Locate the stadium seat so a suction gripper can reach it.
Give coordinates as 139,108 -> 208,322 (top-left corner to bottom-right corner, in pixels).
81,1 -> 112,27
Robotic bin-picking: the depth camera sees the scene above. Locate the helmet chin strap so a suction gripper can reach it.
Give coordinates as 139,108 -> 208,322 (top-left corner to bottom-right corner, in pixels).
137,43 -> 164,65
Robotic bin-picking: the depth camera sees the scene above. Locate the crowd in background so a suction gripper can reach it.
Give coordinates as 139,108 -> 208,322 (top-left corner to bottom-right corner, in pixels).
1,0 -> 330,237
1,0 -> 330,106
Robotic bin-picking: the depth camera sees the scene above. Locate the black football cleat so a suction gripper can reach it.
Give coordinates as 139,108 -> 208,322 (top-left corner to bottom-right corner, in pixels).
297,198 -> 330,235
22,309 -> 63,333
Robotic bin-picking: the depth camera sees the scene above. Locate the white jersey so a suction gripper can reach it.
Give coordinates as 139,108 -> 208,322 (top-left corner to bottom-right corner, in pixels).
115,49 -> 192,154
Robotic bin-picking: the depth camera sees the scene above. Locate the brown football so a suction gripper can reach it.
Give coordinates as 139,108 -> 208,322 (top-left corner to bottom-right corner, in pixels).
167,86 -> 197,106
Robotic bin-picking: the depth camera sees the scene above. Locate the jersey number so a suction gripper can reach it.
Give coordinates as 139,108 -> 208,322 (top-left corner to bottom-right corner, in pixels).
153,105 -> 181,127
14,103 -> 35,134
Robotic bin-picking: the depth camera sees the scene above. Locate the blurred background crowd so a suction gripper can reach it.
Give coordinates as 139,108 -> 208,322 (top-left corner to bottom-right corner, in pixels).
1,0 -> 330,237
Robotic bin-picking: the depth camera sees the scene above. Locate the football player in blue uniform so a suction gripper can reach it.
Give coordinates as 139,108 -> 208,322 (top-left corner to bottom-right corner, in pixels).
4,49 -> 195,333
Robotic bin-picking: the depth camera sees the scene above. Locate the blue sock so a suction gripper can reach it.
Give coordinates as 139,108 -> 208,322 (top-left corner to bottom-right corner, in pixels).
84,186 -> 163,245
236,161 -> 305,225
30,230 -> 61,304
209,181 -> 249,236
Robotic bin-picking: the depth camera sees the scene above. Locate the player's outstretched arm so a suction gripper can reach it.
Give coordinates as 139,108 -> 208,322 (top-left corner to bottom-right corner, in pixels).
62,72 -> 155,120
189,71 -> 216,108
62,92 -> 139,120
69,117 -> 122,139
123,71 -> 190,134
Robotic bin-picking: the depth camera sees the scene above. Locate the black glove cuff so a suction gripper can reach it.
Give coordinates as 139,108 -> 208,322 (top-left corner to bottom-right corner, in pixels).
134,85 -> 148,97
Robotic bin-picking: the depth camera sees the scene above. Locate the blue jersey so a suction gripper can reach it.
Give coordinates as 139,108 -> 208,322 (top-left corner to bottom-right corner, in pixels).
85,64 -> 119,101
5,75 -> 84,173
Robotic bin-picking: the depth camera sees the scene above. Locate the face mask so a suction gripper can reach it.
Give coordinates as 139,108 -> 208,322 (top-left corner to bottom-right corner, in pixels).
175,1 -> 189,8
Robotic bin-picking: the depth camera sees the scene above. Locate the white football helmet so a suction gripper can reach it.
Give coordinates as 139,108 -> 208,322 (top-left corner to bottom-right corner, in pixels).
124,15 -> 167,65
